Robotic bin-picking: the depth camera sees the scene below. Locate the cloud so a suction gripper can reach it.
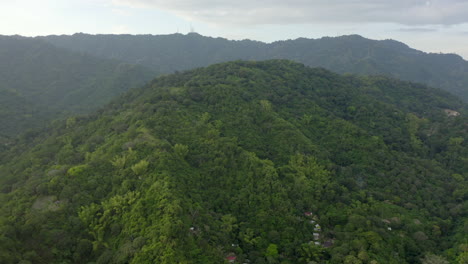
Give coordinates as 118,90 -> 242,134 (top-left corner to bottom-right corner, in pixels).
110,0 -> 468,26
111,25 -> 131,34
111,8 -> 132,16
397,27 -> 438,32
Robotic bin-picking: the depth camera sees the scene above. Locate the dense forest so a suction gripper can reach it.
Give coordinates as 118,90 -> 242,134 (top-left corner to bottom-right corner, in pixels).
0,36 -> 153,138
2,33 -> 467,140
42,33 -> 468,102
0,61 -> 466,263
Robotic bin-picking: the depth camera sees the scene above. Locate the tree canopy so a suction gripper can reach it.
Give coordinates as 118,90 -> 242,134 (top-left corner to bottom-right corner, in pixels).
0,60 -> 466,263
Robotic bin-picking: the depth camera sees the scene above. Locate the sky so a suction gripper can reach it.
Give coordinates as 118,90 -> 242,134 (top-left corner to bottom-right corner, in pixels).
1,0 -> 467,59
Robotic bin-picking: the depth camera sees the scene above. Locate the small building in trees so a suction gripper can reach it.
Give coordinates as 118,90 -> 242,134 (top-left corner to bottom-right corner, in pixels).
304,212 -> 313,217
226,253 -> 237,263
444,109 -> 460,117
313,232 -> 320,240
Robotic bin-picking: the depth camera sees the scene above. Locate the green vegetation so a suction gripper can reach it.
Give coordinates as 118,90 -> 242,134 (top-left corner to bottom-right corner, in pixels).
0,35 -> 153,137
0,61 -> 466,263
43,33 -> 468,101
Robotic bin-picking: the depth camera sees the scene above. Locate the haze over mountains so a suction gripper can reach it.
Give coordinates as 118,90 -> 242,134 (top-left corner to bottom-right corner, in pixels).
1,33 -> 468,140
0,36 -> 152,140
42,33 -> 468,102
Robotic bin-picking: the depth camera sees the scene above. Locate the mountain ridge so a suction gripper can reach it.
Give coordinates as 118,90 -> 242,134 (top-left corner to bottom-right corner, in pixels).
39,33 -> 468,102
2,32 -> 466,140
0,60 -> 466,263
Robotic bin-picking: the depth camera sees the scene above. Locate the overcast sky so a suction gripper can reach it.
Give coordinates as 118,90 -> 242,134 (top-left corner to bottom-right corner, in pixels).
1,0 -> 467,59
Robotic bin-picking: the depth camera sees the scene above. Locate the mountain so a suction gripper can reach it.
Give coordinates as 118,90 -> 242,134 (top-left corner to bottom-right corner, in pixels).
0,61 -> 466,263
0,35 -> 153,138
42,33 -> 468,102
4,33 -> 465,140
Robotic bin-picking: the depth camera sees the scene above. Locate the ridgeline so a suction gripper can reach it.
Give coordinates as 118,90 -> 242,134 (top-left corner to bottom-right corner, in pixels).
0,61 -> 466,263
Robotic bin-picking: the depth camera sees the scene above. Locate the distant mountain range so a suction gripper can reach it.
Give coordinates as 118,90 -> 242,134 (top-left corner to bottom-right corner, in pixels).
42,33 -> 468,102
1,33 -> 467,139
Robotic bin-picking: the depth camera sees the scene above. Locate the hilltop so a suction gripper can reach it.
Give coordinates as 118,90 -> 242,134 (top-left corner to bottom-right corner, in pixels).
0,61 -> 466,263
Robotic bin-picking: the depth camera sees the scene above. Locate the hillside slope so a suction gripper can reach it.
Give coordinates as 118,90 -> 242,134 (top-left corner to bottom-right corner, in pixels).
0,35 -> 153,137
42,33 -> 468,101
0,61 -> 466,264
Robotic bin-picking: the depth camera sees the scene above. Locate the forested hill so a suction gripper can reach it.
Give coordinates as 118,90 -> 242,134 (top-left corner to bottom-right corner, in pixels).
0,61 -> 466,264
0,35 -> 153,138
42,33 -> 468,101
